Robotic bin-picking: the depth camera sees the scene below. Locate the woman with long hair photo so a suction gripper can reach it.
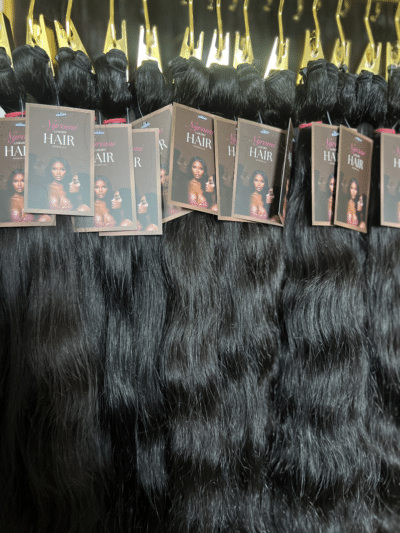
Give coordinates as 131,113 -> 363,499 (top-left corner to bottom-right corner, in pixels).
347,178 -> 365,229
111,187 -> 134,227
249,170 -> 273,220
327,173 -> 335,223
137,192 -> 159,231
187,156 -> 217,211
67,173 -> 91,213
94,175 -> 116,228
6,169 -> 50,224
46,157 -> 74,211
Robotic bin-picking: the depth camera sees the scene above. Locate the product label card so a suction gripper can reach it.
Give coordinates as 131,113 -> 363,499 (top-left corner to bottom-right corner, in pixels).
312,123 -> 339,226
100,129 -> 162,236
232,118 -> 286,224
74,124 -> 136,233
381,132 -> 400,227
24,103 -> 95,216
0,118 -> 55,227
278,118 -> 294,226
132,105 -> 189,223
334,125 -> 373,233
169,103 -> 217,214
214,116 -> 242,221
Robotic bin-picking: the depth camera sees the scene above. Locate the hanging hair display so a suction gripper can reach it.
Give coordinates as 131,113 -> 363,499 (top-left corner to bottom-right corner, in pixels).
4,3 -> 400,532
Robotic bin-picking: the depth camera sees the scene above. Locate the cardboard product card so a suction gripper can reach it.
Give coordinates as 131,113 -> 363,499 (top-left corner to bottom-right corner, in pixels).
277,118 -> 294,226
214,116 -> 243,222
0,118 -> 55,227
132,105 -> 190,223
24,103 -> 95,216
100,128 -> 162,236
381,132 -> 400,227
74,124 -> 136,233
334,125 -> 373,233
232,119 -> 286,224
311,123 -> 339,226
169,103 -> 217,214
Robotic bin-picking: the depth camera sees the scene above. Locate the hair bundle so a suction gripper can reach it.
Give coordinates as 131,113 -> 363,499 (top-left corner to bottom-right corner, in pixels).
268,59 -> 378,532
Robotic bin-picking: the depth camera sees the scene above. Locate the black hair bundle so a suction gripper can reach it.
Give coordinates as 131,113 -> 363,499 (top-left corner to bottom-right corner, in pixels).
0,220 -> 110,533
132,59 -> 173,117
94,49 -> 132,121
92,54 -> 170,531
364,70 -> 400,532
0,48 -> 26,112
12,44 -> 58,105
1,49 -> 110,533
269,59 -> 378,531
56,47 -> 98,109
99,236 -> 167,532
169,56 -> 210,110
263,69 -> 296,129
162,57 -> 230,532
237,63 -> 268,122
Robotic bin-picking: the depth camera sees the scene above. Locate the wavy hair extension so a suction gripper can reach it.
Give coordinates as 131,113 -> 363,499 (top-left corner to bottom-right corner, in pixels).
94,54 -> 170,531
0,49 -> 110,532
365,70 -> 400,532
224,64 -> 293,532
268,59 -> 379,531
162,57 -> 237,533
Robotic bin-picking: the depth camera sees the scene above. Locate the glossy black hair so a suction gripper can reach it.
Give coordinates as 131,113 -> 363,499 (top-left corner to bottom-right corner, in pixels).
365,69 -> 400,532
269,59 -> 378,531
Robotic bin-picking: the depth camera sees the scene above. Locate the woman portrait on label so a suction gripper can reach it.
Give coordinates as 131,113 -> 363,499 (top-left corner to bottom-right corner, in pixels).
68,172 -> 91,213
94,175 -> 116,228
47,156 -> 74,211
327,173 -> 335,223
234,164 -> 251,214
187,156 -> 217,212
346,178 -> 366,230
161,163 -> 180,218
6,169 -> 50,224
249,170 -> 274,220
218,163 -> 234,217
171,148 -> 189,203
137,191 -> 159,231
111,187 -> 134,227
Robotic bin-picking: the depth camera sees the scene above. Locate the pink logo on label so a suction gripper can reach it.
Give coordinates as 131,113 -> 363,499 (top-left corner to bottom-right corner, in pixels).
252,135 -> 276,148
396,147 -> 400,157
326,138 -> 337,150
8,131 -> 25,143
47,119 -> 78,131
95,141 -> 116,148
190,121 -> 213,136
230,133 -> 237,145
350,143 -> 365,156
133,146 -> 144,151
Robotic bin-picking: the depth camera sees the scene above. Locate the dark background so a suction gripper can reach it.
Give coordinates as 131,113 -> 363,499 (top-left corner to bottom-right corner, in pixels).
10,0 -> 399,77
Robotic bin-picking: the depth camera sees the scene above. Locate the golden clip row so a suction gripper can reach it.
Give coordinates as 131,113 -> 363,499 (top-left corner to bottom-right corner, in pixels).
2,0 -> 400,82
